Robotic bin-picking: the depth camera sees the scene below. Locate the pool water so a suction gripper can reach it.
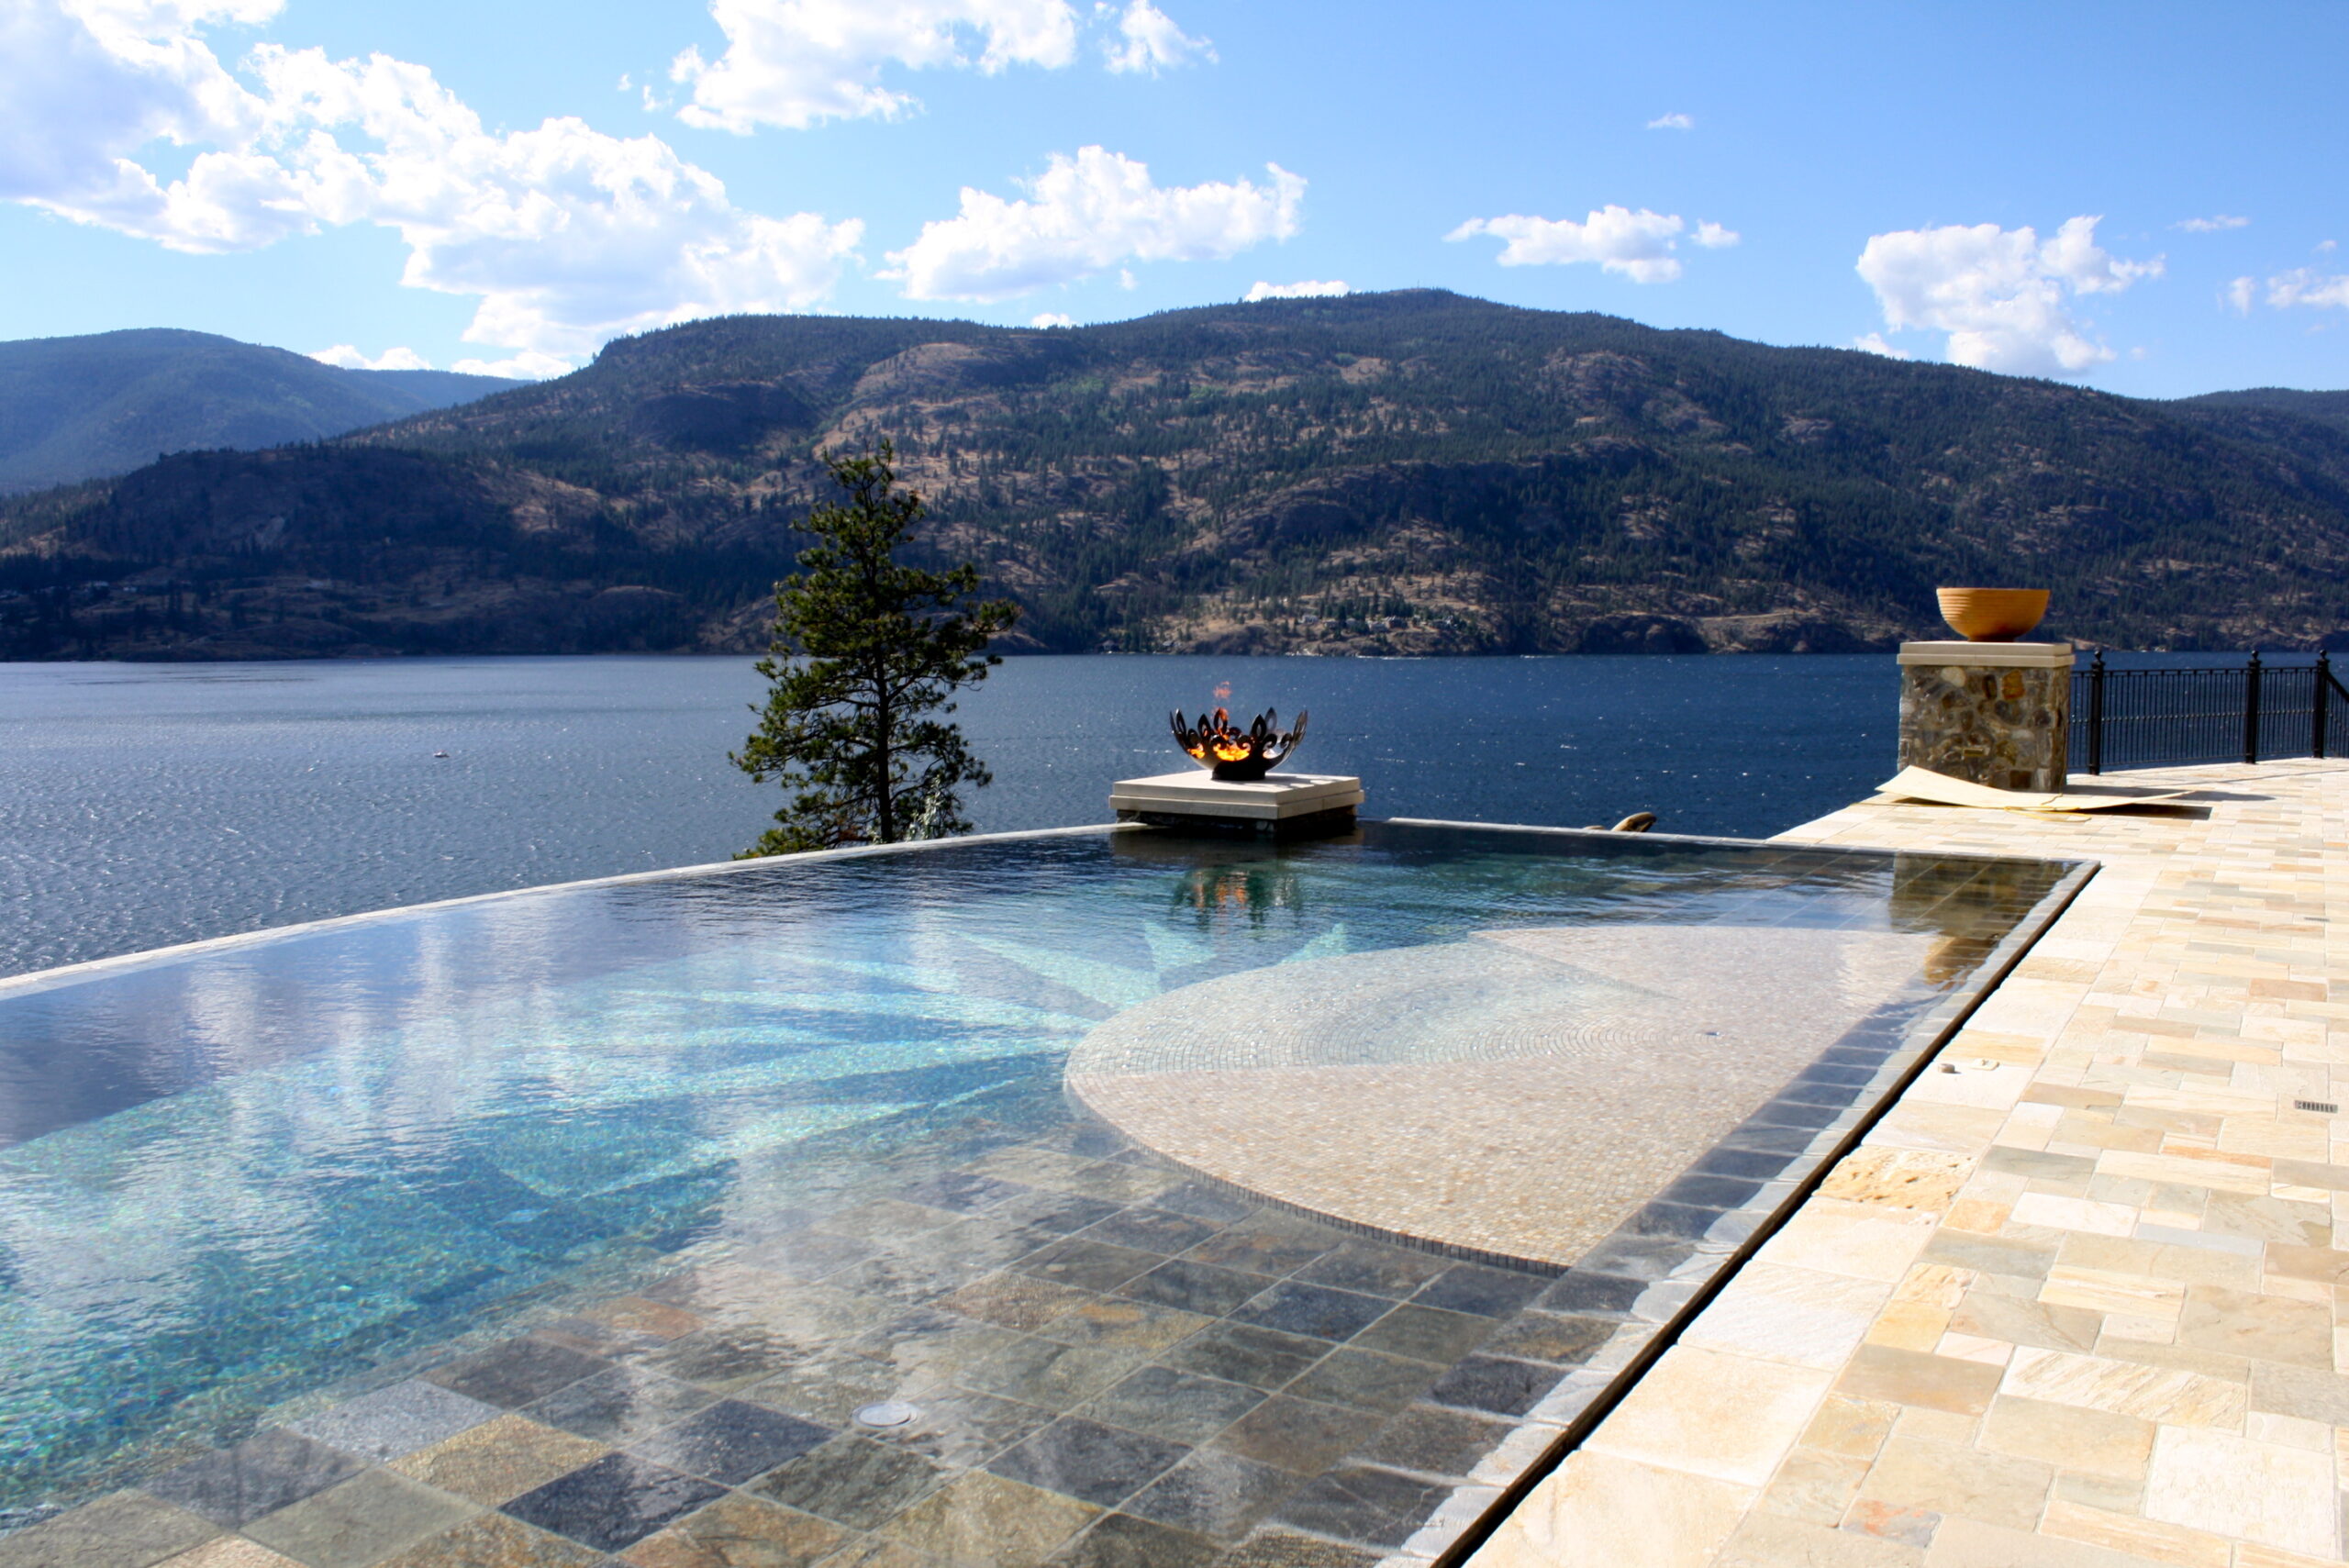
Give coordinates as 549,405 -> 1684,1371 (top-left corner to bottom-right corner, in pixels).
0,823 -> 2080,1564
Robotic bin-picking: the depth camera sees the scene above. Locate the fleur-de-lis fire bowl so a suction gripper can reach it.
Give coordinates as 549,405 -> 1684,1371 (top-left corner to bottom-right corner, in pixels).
1170,706 -> 1308,782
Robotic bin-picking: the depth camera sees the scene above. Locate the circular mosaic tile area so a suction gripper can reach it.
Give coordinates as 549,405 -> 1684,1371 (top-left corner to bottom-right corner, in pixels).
1066,924 -> 1936,1267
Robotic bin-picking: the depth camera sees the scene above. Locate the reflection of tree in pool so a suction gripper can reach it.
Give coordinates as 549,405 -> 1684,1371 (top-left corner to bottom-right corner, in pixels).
1173,861 -> 1308,928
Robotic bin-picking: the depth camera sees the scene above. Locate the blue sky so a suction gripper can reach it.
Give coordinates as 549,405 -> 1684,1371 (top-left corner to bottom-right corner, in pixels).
2,0 -> 2341,396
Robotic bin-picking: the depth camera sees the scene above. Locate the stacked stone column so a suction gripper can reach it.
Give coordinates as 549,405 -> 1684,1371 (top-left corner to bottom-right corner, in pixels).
1896,640 -> 2073,792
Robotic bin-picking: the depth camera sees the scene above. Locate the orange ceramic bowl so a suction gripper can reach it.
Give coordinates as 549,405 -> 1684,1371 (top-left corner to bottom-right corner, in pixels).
1936,587 -> 2048,642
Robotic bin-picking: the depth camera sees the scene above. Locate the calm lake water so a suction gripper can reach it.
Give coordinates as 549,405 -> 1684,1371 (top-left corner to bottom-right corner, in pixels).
1,653 -> 1903,978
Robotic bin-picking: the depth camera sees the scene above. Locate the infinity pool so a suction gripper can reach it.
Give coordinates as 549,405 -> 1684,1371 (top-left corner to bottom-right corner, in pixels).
0,822 -> 2083,1565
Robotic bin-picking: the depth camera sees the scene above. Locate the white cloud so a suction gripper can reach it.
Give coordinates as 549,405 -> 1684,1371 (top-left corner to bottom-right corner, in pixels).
1852,332 -> 1912,360
1101,0 -> 1209,72
0,2 -> 863,366
1646,112 -> 1694,130
1445,205 -> 1732,284
451,349 -> 573,379
1030,310 -> 1073,327
2267,269 -> 2349,311
886,145 -> 1303,301
2225,275 -> 2256,316
2176,214 -> 2248,232
0,0 -> 308,250
1244,278 -> 1349,301
0,0 -> 273,180
672,0 -> 1074,132
260,48 -> 865,360
1853,217 -> 2160,378
665,0 -> 1209,131
311,343 -> 432,370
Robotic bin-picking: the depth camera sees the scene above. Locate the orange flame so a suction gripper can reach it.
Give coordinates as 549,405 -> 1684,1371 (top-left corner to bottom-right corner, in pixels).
1203,706 -> 1252,760
1168,705 -> 1308,780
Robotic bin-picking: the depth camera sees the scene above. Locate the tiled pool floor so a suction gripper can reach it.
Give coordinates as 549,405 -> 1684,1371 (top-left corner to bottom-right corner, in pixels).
0,826 -> 2084,1567
6,1116 -> 1618,1566
2,1040 -> 2076,1568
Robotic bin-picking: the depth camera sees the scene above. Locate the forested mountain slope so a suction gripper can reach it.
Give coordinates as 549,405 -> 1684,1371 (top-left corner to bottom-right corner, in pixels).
2176,387 -> 2349,436
0,329 -> 520,495
5,292 -> 2347,660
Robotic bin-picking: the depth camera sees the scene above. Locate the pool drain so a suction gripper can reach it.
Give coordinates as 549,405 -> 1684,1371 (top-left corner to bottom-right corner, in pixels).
854,1401 -> 918,1428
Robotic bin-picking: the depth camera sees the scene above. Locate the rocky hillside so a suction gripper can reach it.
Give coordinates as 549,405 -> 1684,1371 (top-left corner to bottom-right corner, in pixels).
5,292 -> 2348,660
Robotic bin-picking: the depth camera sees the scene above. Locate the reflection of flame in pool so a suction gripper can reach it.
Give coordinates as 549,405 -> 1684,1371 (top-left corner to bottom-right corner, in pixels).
1174,862 -> 1305,924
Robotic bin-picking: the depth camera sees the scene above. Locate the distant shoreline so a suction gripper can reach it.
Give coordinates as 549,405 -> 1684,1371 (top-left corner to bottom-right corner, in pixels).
0,639 -> 2310,666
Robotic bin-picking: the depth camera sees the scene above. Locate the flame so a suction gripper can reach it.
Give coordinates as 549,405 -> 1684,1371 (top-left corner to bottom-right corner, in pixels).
1167,705 -> 1308,781
1207,710 -> 1251,761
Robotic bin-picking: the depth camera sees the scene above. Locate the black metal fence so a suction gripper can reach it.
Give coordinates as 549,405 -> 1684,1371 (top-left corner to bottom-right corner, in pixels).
2073,651 -> 2349,773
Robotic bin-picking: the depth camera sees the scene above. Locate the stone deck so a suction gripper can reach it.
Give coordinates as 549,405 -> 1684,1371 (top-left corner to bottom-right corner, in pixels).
1475,759 -> 2349,1567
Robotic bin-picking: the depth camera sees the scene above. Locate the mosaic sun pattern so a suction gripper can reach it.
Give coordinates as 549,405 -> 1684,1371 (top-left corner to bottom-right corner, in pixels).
0,826 -> 2074,1565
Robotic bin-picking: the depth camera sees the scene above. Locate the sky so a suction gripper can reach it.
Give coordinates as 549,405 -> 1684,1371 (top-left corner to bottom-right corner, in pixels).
1,0 -> 2342,398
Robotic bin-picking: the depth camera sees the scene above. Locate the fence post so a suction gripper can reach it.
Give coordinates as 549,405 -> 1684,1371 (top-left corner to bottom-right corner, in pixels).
2087,649 -> 2105,774
2320,651 -> 2332,760
2244,648 -> 2263,765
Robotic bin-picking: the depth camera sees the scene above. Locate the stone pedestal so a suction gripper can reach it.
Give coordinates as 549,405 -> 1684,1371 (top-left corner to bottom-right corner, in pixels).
1897,641 -> 2073,792
1110,771 -> 1364,839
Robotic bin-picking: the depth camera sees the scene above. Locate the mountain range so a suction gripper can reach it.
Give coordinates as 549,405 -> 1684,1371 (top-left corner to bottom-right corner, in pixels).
0,329 -> 520,495
3,294 -> 2347,661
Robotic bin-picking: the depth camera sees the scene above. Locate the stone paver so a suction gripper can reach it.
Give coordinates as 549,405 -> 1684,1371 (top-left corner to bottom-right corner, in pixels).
1474,759 -> 2349,1567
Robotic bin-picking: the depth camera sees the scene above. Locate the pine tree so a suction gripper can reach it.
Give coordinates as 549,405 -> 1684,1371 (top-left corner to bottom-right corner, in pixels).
734,441 -> 1019,855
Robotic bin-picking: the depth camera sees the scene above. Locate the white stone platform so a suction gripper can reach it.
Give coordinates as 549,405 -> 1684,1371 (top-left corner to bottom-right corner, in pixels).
1896,639 -> 2076,670
1108,770 -> 1364,835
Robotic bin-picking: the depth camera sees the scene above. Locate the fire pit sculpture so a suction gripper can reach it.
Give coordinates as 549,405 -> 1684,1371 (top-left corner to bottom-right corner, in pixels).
1113,707 -> 1356,836
1170,706 -> 1308,782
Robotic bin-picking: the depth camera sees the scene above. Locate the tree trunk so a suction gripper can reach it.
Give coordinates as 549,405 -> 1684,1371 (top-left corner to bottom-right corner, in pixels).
874,683 -> 895,843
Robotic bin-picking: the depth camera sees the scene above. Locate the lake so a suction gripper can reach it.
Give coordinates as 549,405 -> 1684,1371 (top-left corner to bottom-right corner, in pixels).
1,653 -> 1903,977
